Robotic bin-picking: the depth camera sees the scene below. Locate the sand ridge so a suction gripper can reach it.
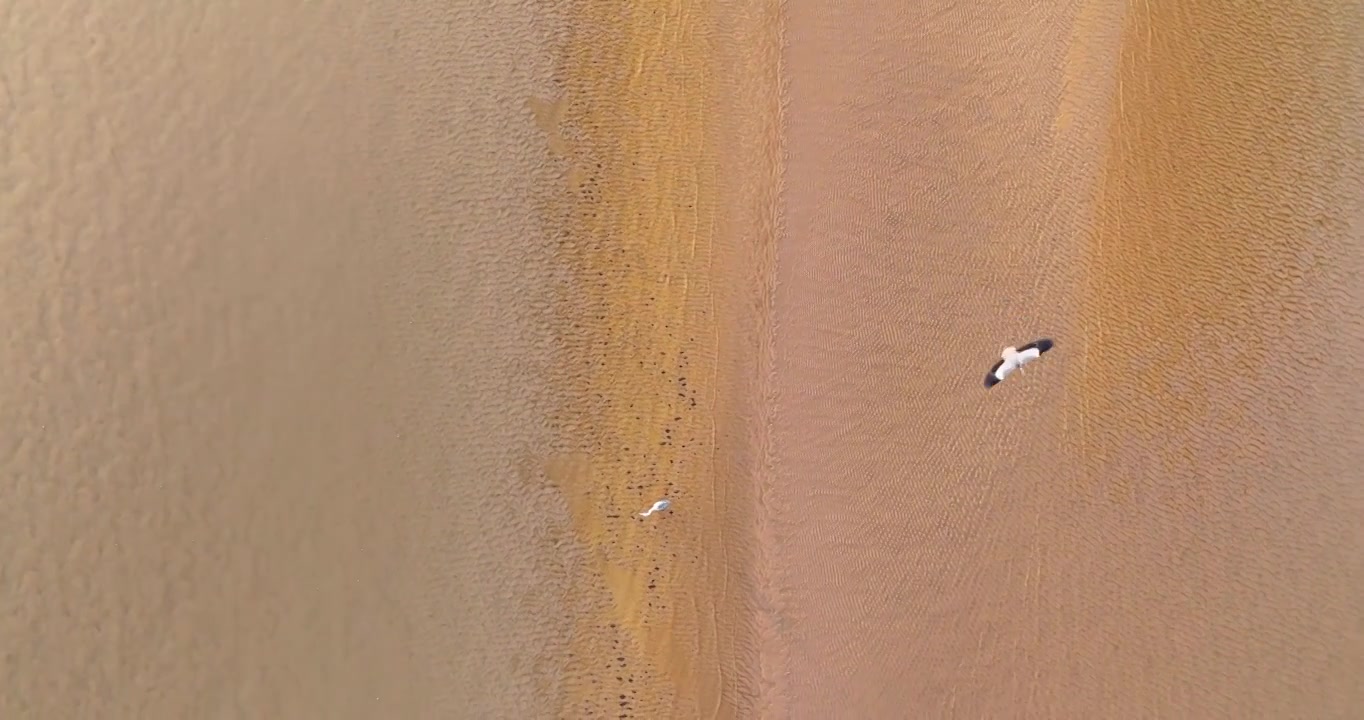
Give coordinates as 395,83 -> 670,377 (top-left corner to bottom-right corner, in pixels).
1054,1 -> 1364,714
535,0 -> 778,716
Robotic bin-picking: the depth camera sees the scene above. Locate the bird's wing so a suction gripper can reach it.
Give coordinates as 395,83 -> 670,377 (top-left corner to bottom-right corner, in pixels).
985,358 -> 1009,387
1017,338 -> 1054,354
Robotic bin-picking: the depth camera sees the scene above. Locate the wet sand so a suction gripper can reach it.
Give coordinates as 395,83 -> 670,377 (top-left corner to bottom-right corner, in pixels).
4,0 -> 1364,717
770,3 -> 1100,715
538,0 -> 780,715
770,0 -> 1364,717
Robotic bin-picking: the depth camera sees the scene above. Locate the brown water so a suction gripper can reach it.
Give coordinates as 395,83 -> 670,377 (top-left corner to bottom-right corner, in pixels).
2,0 -> 570,716
4,0 -> 1363,717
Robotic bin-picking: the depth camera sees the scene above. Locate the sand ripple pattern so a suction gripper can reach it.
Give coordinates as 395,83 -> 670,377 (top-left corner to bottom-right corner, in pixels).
767,0 -> 1364,717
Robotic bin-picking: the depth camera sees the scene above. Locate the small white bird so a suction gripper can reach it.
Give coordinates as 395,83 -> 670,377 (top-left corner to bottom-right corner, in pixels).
984,338 -> 1054,388
639,499 -> 671,517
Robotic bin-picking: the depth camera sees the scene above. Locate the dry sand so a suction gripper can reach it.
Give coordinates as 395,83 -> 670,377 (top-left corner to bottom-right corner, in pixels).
3,0 -> 1363,718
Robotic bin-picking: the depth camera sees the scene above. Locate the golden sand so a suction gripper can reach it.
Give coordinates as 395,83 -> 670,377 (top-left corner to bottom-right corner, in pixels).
535,0 -> 780,716
1053,1 -> 1364,714
1078,0 -> 1364,459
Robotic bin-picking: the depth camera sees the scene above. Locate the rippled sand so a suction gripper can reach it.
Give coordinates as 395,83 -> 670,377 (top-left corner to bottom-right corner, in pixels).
4,0 -> 1362,718
768,0 -> 1364,717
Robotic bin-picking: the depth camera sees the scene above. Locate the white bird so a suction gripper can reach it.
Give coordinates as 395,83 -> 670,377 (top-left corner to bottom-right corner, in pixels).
639,499 -> 671,517
984,338 -> 1054,388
